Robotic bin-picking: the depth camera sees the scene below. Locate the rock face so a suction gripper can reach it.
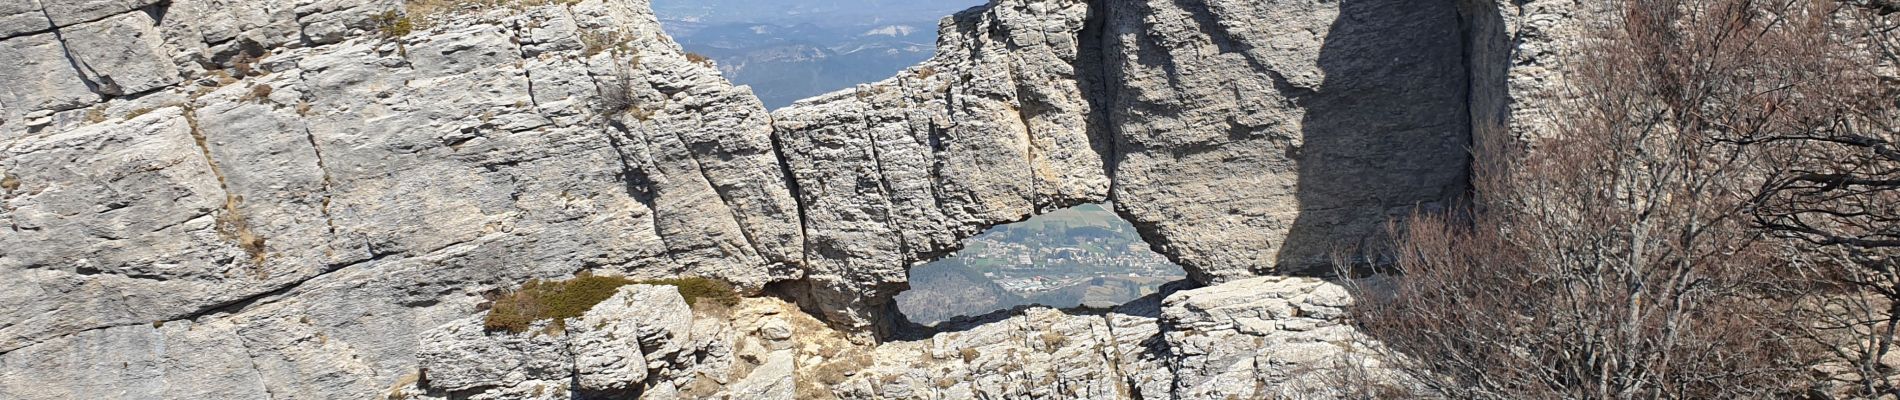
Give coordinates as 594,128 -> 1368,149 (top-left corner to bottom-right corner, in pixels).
774,0 -> 1473,330
846,277 -> 1403,400
1104,0 -> 1471,280
413,285 -> 705,398
0,0 -> 1577,397
392,277 -> 1397,400
771,0 -> 1113,332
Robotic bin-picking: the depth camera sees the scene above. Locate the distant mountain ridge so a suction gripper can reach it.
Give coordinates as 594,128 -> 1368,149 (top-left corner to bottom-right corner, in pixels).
653,0 -> 982,108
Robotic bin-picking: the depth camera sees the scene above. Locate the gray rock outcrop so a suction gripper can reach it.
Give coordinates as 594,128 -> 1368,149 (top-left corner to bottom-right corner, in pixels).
0,0 -> 1581,397
391,276 -> 1396,400
773,0 -> 1475,331
413,284 -> 704,398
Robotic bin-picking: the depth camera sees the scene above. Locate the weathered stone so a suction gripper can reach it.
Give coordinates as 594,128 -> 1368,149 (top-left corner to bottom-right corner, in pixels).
174,0 -> 302,51
0,0 -> 1579,396
1104,0 -> 1471,281
294,0 -> 399,45
0,321 -> 275,400
416,284 -> 760,398
61,11 -> 182,96
415,317 -> 571,392
38,0 -> 164,28
0,33 -> 98,118
1158,277 -> 1402,399
825,302 -> 1168,400
816,277 -> 1405,400
772,0 -> 1111,334
0,1 -> 49,39
0,108 -> 240,353
569,284 -> 694,392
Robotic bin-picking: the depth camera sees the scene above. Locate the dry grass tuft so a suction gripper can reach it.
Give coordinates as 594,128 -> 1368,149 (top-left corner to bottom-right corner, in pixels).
245,84 -> 274,103
580,31 -> 633,57
1038,330 -> 1068,351
83,106 -> 107,124
215,195 -> 269,268
123,107 -> 155,120
684,52 -> 713,66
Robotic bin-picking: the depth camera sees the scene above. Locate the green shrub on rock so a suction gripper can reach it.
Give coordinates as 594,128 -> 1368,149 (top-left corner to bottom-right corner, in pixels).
483,274 -> 738,333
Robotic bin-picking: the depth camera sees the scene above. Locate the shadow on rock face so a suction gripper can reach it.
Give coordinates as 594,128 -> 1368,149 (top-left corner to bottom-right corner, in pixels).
1277,0 -> 1476,274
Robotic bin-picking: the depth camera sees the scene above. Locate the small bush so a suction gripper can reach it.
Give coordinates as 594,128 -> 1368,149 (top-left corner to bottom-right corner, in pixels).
1,173 -> 18,191
483,274 -> 738,333
579,31 -> 630,57
246,84 -> 274,103
809,352 -> 873,386
684,52 -> 713,66
597,77 -> 634,115
1038,331 -> 1067,350
626,106 -> 653,122
959,348 -> 980,363
373,11 -> 414,39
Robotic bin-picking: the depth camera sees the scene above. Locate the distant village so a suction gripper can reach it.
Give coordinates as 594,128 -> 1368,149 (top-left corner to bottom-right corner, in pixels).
948,211 -> 1185,296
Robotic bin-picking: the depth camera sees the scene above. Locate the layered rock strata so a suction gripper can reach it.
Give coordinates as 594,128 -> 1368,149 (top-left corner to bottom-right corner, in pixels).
0,0 -> 1576,397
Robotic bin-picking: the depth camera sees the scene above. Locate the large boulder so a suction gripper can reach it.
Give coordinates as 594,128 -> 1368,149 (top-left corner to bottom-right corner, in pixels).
414,284 -> 698,397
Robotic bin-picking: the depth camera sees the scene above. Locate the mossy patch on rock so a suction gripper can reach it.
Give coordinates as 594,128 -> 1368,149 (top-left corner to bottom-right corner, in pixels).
483,274 -> 739,333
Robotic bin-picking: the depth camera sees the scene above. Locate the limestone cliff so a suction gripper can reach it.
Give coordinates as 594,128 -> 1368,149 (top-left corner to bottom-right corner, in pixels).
774,0 -> 1478,332
0,0 -> 1576,398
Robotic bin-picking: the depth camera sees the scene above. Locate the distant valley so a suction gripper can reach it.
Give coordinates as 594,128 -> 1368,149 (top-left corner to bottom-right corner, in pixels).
897,204 -> 1186,325
653,0 -> 983,108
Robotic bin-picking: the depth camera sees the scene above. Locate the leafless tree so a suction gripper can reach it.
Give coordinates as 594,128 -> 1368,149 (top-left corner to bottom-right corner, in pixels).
1342,0 -> 1900,397
1722,1 -> 1900,395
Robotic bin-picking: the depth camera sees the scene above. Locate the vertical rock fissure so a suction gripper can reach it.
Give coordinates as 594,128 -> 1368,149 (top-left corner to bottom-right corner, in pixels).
893,73 -> 958,262
856,86 -> 910,260
233,332 -> 281,400
300,121 -> 340,241
577,64 -> 681,274
1080,0 -> 1120,192
508,19 -> 548,117
664,102 -> 768,263
764,118 -> 811,268
182,105 -> 268,270
296,70 -> 341,245
1098,316 -> 1141,398
39,5 -> 106,99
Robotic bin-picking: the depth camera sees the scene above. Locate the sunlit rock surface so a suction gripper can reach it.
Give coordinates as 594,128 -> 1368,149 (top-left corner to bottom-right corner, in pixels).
0,0 -> 1573,397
